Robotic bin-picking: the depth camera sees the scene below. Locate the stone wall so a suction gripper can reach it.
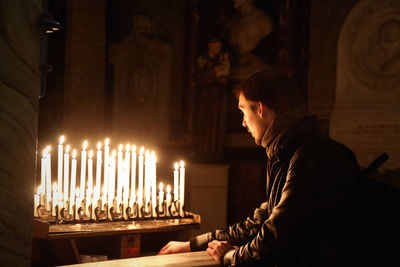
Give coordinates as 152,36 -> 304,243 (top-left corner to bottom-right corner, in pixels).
0,0 -> 40,265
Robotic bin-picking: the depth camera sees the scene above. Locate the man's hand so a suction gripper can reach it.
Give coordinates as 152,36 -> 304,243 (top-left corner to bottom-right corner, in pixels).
206,240 -> 236,265
158,241 -> 190,255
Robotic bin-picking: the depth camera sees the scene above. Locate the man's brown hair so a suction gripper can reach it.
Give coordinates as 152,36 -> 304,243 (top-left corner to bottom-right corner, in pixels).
235,70 -> 305,114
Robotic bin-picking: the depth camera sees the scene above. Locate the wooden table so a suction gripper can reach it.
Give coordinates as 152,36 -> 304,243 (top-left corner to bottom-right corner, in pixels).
62,251 -> 218,267
32,214 -> 200,266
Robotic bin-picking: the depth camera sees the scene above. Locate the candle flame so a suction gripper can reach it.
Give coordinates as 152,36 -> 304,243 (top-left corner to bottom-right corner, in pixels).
167,185 -> 171,194
105,138 -> 110,146
46,145 -> 51,153
174,162 -> 179,170
59,135 -> 65,145
132,145 -> 136,152
118,144 -> 123,151
159,182 -> 164,191
180,160 -> 185,168
83,140 -> 88,150
126,144 -> 130,151
89,150 -> 93,158
65,145 -> 70,153
97,142 -> 102,150
72,149 -> 77,158
139,146 -> 144,155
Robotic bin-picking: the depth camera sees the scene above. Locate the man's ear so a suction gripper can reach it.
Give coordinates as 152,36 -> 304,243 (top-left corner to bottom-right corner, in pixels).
257,102 -> 265,118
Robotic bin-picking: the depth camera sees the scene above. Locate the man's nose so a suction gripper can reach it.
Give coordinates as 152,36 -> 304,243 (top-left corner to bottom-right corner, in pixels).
242,118 -> 247,128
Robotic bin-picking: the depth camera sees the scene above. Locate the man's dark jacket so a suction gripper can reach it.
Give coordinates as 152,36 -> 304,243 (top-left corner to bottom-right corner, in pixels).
191,115 -> 365,266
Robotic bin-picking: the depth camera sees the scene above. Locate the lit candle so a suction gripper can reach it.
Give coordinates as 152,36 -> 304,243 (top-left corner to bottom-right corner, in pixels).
75,187 -> 80,219
117,144 -> 123,205
41,150 -> 46,197
63,145 -> 70,205
88,150 -> 94,197
179,160 -> 185,216
159,182 -> 164,212
138,147 -> 144,203
96,142 -> 102,198
103,138 -> 110,199
38,185 -> 44,205
125,144 -> 131,198
108,150 -> 116,209
166,185 -> 171,216
57,135 -> 65,198
52,182 -> 57,216
145,150 -> 150,205
46,146 -> 51,211
70,150 -> 77,211
34,193 -> 39,217
131,145 -> 136,202
80,140 -> 88,198
152,152 -> 157,215
174,163 -> 179,201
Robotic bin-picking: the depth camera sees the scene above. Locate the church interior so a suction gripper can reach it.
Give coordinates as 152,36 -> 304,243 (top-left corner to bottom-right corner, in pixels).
0,0 -> 399,266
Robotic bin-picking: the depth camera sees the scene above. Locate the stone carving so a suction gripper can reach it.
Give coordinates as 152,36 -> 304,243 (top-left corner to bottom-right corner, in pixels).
331,0 -> 400,169
109,14 -> 172,143
225,0 -> 275,81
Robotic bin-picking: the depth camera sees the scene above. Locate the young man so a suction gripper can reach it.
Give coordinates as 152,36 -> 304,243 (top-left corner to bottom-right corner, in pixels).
159,70 -> 362,266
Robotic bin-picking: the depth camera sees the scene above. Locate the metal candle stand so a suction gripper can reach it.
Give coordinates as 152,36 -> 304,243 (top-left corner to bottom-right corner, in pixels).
35,195 -> 190,224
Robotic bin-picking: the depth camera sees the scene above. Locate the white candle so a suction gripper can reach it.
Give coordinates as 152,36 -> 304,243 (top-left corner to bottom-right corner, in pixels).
117,144 -> 123,205
103,138 -> 110,199
179,160 -> 185,215
96,142 -> 102,198
173,162 -> 179,201
88,150 -> 94,196
38,185 -> 44,205
131,145 -> 137,202
138,147 -> 144,203
63,145 -> 70,205
41,150 -> 46,196
34,193 -> 39,217
70,150 -> 77,211
108,150 -> 116,208
159,182 -> 164,212
125,144 -> 131,197
80,140 -> 88,198
57,136 -> 65,197
145,150 -> 151,205
46,146 -> 51,211
152,152 -> 157,215
166,185 -> 171,216
52,182 -> 57,216
75,187 -> 80,219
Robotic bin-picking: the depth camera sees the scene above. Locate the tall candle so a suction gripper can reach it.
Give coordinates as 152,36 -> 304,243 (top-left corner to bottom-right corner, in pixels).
108,150 -> 116,208
159,182 -> 164,212
117,145 -> 123,205
96,142 -> 102,198
173,163 -> 179,201
46,146 -> 51,210
57,136 -> 65,197
34,193 -> 39,217
70,150 -> 77,211
145,150 -> 150,205
63,145 -> 70,205
80,140 -> 88,197
179,160 -> 185,215
131,145 -> 137,201
125,144 -> 131,197
166,185 -> 171,216
104,138 -> 110,198
40,150 -> 46,205
151,152 -> 157,215
138,147 -> 144,203
52,182 -> 57,217
88,150 -> 94,196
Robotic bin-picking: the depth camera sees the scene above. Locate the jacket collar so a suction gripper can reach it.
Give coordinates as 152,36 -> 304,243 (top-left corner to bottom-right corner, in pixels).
262,111 -> 319,160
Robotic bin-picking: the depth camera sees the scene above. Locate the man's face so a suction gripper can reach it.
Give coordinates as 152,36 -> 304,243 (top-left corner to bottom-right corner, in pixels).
238,92 -> 275,145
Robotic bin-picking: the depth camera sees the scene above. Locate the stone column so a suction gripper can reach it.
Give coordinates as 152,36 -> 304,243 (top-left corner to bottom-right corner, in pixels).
63,0 -> 106,145
0,0 -> 40,265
